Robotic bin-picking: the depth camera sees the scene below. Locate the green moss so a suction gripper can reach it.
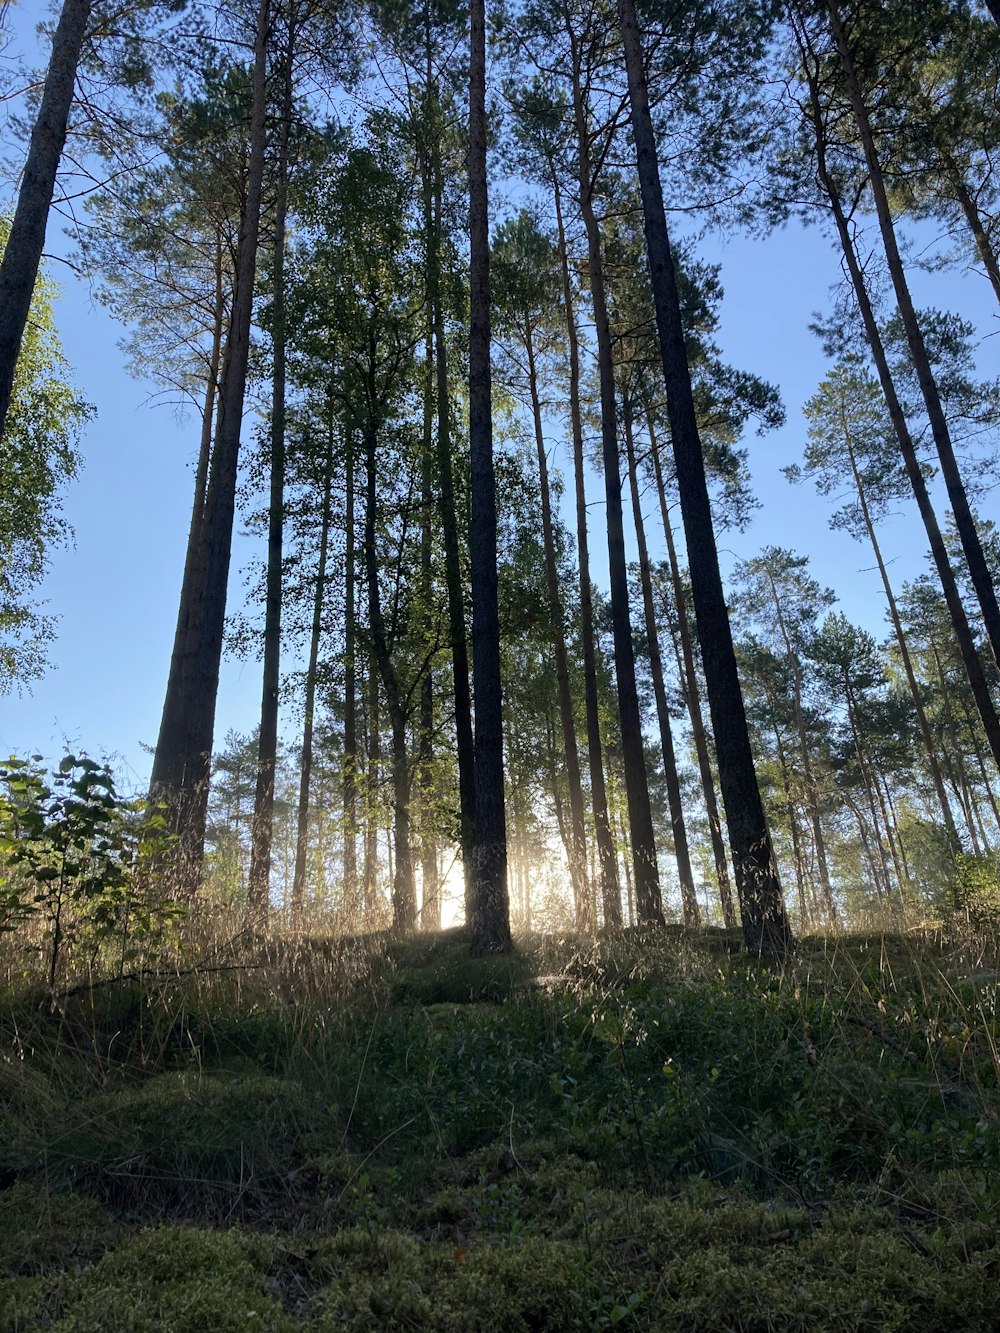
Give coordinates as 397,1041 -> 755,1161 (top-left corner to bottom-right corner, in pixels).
0,1184 -> 120,1275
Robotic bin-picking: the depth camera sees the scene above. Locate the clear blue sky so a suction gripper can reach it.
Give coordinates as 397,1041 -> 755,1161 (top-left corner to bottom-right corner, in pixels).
2,3 -> 998,792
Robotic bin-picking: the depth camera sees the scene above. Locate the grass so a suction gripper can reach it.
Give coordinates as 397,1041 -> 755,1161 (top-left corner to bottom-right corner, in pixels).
0,923 -> 998,1330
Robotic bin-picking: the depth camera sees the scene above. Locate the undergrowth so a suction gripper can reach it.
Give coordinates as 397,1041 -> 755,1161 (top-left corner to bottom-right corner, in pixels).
0,924 -> 998,1330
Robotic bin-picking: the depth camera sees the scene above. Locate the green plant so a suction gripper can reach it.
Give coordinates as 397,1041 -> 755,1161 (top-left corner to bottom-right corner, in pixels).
0,753 -> 181,986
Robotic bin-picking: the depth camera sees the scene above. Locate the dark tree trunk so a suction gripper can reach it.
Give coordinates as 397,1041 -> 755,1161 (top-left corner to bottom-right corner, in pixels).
568,29 -> 662,926
525,324 -> 591,929
826,0 -> 1000,673
551,174 -> 622,928
649,433 -> 736,927
796,23 -> 1000,773
248,28 -> 296,917
363,650 -> 381,916
149,0 -> 271,896
0,0 -> 91,438
468,0 -> 511,952
363,423 -> 416,931
419,333 -> 440,932
617,0 -> 789,956
342,430 -> 360,918
842,430 -> 961,851
290,433 -> 335,925
622,398 -> 698,926
430,153 -> 477,916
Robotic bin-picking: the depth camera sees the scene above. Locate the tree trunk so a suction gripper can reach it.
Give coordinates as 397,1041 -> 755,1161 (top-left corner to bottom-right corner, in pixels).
429,126 -> 477,915
622,398 -> 698,926
420,330 -> 440,932
149,0 -> 271,896
248,28 -> 296,917
343,429 -> 360,918
617,0 -> 789,956
468,0 -> 511,952
363,422 -> 416,930
525,324 -> 591,929
649,434 -> 736,927
796,20 -> 1000,773
0,0 -> 91,438
551,173 -> 621,928
363,649 -> 381,916
826,0 -> 1000,673
568,27 -> 662,926
841,427 -> 961,851
290,432 -> 334,925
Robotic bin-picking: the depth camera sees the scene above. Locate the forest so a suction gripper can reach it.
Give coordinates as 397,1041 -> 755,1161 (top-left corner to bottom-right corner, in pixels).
1,0 -> 1000,1329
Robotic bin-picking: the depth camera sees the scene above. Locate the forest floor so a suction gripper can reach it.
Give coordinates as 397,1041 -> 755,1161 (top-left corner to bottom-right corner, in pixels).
0,923 -> 998,1331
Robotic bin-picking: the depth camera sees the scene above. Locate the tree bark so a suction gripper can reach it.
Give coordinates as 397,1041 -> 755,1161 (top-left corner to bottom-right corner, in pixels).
149,0 -> 272,896
525,323 -> 591,929
248,23 -> 296,916
290,431 -> 334,925
568,25 -> 662,926
622,398 -> 698,926
826,0 -> 1000,673
468,0 -> 511,952
649,433 -> 736,927
0,0 -> 91,438
796,20 -> 1000,773
617,0 -> 789,956
551,173 -> 622,928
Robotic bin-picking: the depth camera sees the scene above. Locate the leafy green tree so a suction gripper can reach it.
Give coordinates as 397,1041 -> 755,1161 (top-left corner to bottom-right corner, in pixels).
0,226 -> 91,692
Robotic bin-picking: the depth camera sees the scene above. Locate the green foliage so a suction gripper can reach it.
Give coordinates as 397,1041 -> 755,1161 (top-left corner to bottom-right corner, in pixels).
954,852 -> 1000,931
0,221 -> 92,693
0,754 -> 181,985
1,928 -> 998,1329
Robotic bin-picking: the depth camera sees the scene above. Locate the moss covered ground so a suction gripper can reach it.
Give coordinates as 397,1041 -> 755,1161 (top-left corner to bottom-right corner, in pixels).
1,926 -> 998,1330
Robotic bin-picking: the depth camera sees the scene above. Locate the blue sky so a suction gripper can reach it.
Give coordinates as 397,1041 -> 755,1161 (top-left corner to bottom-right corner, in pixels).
2,2 -> 998,791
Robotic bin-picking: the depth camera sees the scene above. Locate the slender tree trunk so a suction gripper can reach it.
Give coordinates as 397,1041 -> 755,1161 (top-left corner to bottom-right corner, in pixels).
568,31 -> 662,925
343,430 -> 360,918
617,0 -> 789,955
149,0 -> 271,895
0,0 -> 91,438
796,23 -> 1000,773
290,435 -> 334,925
468,0 -> 511,952
525,325 -> 591,929
430,131 -> 477,914
622,398 -> 698,926
420,332 -> 440,932
248,30 -> 296,916
763,571 -> 837,924
944,157 -> 1000,307
826,0 -> 1000,672
363,423 -> 416,930
841,427 -> 961,850
363,651 -> 380,916
649,435 -> 736,927
551,173 -> 621,927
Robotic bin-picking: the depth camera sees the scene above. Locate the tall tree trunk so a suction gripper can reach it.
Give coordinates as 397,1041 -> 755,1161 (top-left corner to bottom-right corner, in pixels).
0,0 -> 91,438
551,173 -> 621,927
363,423 -> 416,930
343,430 -> 360,918
796,19 -> 1000,773
840,426 -> 961,851
248,27 -> 296,917
826,0 -> 1000,672
290,433 -> 334,925
420,331 -> 440,932
428,122 -> 477,916
525,324 -> 591,929
568,29 -> 662,925
943,155 -> 1000,307
363,649 -> 381,916
762,570 -> 838,924
622,398 -> 698,926
617,0 -> 789,956
468,0 -> 511,952
649,434 -> 736,927
149,0 -> 271,895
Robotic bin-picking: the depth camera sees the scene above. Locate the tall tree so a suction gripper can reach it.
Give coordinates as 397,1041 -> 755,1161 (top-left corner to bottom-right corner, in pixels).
468,0 -> 512,951
616,0 -> 790,955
